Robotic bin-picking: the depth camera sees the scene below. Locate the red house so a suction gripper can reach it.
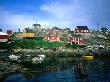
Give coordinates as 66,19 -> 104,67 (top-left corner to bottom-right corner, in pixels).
68,34 -> 84,44
44,36 -> 60,42
75,26 -> 90,34
0,32 -> 8,42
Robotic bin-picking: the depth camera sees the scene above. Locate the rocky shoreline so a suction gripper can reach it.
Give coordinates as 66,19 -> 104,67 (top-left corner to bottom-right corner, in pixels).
0,48 -> 110,81
0,49 -> 76,81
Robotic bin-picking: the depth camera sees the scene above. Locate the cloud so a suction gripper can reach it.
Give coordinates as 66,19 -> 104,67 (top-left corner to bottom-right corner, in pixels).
0,14 -> 54,30
0,6 -> 12,15
40,0 -> 92,27
0,0 -> 92,30
9,15 -> 34,26
0,5 -> 53,30
1,0 -> 110,31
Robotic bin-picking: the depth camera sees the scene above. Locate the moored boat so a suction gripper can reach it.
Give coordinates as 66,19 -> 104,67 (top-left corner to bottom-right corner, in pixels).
83,53 -> 93,60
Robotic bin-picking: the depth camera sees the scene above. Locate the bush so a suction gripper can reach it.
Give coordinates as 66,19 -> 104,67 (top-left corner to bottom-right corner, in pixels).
0,42 -> 9,49
66,42 -> 86,48
9,39 -> 63,49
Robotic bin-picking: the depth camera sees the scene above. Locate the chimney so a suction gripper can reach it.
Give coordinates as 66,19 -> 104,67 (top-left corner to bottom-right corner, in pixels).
18,29 -> 20,32
7,30 -> 12,35
0,28 -> 2,32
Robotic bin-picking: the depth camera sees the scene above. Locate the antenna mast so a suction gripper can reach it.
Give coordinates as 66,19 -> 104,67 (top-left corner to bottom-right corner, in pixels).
97,22 -> 99,31
36,19 -> 37,24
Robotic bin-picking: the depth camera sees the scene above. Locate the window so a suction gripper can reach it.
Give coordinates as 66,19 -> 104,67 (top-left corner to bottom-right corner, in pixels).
76,42 -> 78,44
81,30 -> 84,33
76,30 -> 79,33
84,30 -> 86,32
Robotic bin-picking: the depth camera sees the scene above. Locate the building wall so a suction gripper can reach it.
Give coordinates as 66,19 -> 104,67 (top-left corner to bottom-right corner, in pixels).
44,36 -> 60,42
15,33 -> 23,40
22,33 -> 35,38
75,29 -> 89,33
0,35 -> 8,42
7,30 -> 13,35
68,37 -> 84,44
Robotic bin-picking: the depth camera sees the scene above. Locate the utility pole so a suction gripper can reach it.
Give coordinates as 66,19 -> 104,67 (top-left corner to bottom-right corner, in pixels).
0,28 -> 2,32
36,19 -> 37,24
97,22 -> 99,32
97,22 -> 100,45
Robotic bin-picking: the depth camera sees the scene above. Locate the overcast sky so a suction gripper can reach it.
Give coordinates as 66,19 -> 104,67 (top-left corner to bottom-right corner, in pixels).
0,0 -> 110,31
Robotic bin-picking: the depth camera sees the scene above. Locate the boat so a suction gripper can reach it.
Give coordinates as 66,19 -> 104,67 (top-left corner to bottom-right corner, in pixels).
32,54 -> 45,64
82,53 -> 93,60
9,54 -> 20,60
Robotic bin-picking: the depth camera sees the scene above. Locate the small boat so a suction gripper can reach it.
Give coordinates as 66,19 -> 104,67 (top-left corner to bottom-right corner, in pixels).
82,53 -> 93,60
32,55 -> 45,64
32,57 -> 43,64
9,54 -> 20,60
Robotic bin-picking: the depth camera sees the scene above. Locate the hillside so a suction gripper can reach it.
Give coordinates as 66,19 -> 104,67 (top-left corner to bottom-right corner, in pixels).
82,31 -> 110,46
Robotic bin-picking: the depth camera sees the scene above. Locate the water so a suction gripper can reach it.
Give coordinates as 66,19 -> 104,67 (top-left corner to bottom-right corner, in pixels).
3,57 -> 110,82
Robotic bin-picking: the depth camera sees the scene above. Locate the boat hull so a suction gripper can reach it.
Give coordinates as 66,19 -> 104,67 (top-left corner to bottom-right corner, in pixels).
83,56 -> 93,60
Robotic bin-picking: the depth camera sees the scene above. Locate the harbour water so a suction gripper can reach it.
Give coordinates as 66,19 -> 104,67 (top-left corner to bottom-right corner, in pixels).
3,57 -> 110,82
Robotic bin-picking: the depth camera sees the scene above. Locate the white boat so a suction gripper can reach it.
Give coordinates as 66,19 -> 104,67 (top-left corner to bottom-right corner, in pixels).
32,55 -> 45,64
9,54 -> 20,60
38,54 -> 45,59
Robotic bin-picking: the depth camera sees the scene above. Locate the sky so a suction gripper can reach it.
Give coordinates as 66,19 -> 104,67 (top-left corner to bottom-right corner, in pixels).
0,0 -> 110,31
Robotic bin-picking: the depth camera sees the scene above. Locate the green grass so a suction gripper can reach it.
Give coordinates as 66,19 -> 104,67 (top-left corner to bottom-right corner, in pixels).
8,39 -> 64,49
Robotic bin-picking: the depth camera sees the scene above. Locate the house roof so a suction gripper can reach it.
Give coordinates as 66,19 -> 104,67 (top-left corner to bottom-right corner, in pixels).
33,24 -> 41,27
0,32 -> 8,35
76,26 -> 89,30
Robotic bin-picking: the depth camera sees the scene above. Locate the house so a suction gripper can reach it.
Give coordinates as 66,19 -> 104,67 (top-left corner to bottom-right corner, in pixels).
15,32 -> 23,40
44,36 -> 60,42
68,34 -> 84,44
75,26 -> 90,34
7,30 -> 13,36
22,32 -> 36,38
33,24 -> 41,28
0,32 -> 8,42
32,24 -> 41,31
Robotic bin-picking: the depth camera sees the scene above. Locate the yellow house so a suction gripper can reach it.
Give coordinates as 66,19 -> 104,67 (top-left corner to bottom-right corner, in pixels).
15,32 -> 23,39
22,33 -> 35,38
